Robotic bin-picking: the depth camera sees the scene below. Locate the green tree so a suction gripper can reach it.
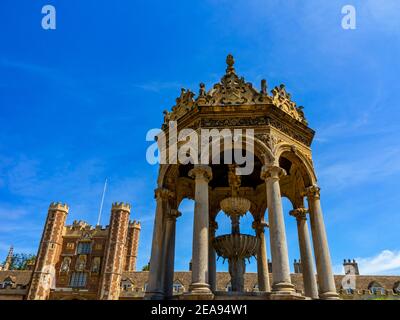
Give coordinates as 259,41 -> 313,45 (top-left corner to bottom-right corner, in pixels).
142,262 -> 150,271
8,253 -> 36,270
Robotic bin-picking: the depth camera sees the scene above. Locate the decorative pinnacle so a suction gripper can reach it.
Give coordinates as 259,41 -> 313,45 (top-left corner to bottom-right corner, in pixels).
6,246 -> 14,258
226,54 -> 235,74
261,79 -> 267,95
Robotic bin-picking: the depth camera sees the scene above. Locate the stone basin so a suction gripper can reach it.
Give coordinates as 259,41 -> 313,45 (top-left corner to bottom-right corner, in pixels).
220,197 -> 251,217
213,234 -> 259,259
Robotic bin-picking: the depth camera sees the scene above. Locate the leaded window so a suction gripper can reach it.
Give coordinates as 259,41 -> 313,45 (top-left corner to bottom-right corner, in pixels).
173,281 -> 184,293
369,282 -> 385,294
69,272 -> 87,288
77,242 -> 91,254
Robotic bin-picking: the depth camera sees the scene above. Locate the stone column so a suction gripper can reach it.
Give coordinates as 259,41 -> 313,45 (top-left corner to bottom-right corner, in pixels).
261,165 -> 294,294
145,187 -> 173,300
163,209 -> 181,298
252,220 -> 271,292
306,185 -> 339,300
208,220 -> 218,293
188,165 -> 213,295
289,208 -> 319,299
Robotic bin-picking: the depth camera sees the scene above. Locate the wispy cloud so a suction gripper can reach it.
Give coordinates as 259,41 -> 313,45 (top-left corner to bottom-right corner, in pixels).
0,57 -> 108,104
332,250 -> 400,275
332,263 -> 345,275
317,145 -> 400,189
132,81 -> 183,93
0,206 -> 29,220
1,155 -> 104,200
0,58 -> 55,77
0,221 -> 42,234
0,241 -> 38,256
357,250 -> 400,275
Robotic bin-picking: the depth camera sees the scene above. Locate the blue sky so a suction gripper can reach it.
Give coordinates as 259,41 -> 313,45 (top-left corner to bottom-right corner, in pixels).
1,0 -> 400,275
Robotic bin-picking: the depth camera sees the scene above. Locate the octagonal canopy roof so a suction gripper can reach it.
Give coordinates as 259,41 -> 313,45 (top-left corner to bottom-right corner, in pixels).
162,54 -> 308,126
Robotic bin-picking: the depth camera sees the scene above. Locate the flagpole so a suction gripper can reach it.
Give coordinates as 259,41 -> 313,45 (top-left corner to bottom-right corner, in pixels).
97,178 -> 107,226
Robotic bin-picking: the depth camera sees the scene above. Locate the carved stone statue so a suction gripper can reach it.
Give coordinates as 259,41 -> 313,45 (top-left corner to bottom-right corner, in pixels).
91,257 -> 101,273
60,257 -> 71,273
199,83 -> 206,97
226,54 -> 235,74
163,110 -> 171,123
261,79 -> 267,95
75,255 -> 86,271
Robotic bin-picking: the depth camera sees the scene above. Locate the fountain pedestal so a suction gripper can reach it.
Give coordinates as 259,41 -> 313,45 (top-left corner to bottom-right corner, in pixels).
213,233 -> 259,292
229,258 -> 245,292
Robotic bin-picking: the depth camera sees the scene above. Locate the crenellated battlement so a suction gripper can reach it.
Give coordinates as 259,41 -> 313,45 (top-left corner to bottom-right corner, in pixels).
130,220 -> 141,229
48,202 -> 69,213
111,202 -> 131,212
343,259 -> 360,275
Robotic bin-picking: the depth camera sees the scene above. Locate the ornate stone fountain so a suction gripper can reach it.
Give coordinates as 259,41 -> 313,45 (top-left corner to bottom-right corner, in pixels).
212,165 -> 259,292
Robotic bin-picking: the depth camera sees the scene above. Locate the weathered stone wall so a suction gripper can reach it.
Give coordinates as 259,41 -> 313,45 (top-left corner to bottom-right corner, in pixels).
27,203 -> 68,300
2,270 -> 400,300
99,203 -> 130,300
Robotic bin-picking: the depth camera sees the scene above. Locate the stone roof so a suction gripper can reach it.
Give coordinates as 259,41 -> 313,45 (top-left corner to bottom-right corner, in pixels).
121,271 -> 400,293
0,270 -> 398,292
0,270 -> 32,286
0,270 -> 398,299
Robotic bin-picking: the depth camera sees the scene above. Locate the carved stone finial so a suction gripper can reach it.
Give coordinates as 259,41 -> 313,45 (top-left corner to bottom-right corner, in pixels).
226,54 -> 235,74
197,83 -> 207,104
270,83 -> 308,125
199,83 -> 206,97
162,110 -> 171,124
261,79 -> 267,94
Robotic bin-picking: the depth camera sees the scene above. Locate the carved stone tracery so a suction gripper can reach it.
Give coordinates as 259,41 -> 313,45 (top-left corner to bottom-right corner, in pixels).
271,84 -> 308,125
161,54 -> 309,131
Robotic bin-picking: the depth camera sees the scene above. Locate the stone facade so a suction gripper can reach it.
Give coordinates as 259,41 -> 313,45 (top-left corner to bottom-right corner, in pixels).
1,202 -> 141,300
99,203 -> 131,300
28,202 -> 69,300
125,221 -> 141,272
